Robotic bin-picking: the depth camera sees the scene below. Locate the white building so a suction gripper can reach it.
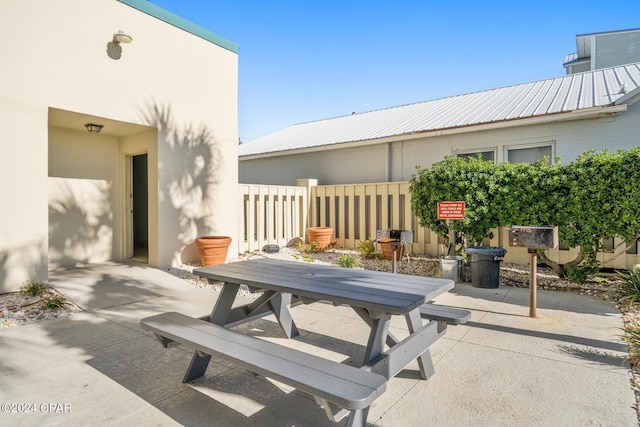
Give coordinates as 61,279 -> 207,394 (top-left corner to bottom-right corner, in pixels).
0,0 -> 239,292
563,28 -> 640,74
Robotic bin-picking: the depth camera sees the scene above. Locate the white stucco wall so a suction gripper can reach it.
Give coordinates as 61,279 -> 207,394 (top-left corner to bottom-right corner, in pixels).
0,0 -> 239,291
48,127 -> 121,266
0,105 -> 49,290
239,102 -> 640,186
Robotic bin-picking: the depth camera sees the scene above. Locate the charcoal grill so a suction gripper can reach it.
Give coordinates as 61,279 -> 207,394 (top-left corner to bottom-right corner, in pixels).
508,226 -> 559,317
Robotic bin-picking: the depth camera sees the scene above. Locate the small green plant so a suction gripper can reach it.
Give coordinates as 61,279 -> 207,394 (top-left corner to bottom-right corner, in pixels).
337,254 -> 359,268
357,238 -> 379,259
20,279 -> 50,297
297,240 -> 321,254
611,266 -> 640,303
42,294 -> 69,310
296,240 -> 320,262
565,265 -> 598,283
623,326 -> 640,361
564,266 -> 589,283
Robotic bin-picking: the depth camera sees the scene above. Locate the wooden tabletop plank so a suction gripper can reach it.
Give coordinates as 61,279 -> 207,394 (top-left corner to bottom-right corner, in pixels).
194,259 -> 453,315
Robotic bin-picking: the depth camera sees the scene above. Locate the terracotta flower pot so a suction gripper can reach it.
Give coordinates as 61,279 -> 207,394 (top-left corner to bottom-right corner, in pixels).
306,227 -> 333,249
379,239 -> 405,261
195,236 -> 232,266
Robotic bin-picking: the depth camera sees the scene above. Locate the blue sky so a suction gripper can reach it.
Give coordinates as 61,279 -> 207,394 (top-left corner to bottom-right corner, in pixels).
150,1 -> 640,142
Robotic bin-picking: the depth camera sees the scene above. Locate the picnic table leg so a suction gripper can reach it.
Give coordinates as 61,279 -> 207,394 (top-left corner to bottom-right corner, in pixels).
362,315 -> 391,366
183,282 -> 240,383
208,282 -> 240,324
269,292 -> 300,338
352,307 -> 399,348
405,309 -> 435,380
346,408 -> 368,427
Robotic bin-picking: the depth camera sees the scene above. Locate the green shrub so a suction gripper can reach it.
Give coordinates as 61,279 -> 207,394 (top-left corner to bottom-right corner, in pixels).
20,280 -> 50,297
410,155 -> 500,246
357,238 -> 379,259
410,148 -> 640,278
611,266 -> 640,303
337,254 -> 359,268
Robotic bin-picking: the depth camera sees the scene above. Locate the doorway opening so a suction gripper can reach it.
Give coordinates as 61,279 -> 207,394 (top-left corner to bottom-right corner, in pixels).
132,154 -> 148,262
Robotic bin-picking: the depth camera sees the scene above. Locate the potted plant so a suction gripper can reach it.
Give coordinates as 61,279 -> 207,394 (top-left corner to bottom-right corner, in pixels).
195,236 -> 232,266
306,227 -> 333,249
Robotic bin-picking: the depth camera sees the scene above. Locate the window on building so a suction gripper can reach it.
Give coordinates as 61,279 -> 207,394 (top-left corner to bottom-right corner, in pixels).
456,150 -> 495,163
506,144 -> 553,164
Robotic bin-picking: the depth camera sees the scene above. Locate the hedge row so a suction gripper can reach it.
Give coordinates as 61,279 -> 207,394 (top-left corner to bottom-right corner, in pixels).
409,148 -> 640,274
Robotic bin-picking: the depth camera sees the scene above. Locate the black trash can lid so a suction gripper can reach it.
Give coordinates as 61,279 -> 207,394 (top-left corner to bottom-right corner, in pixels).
464,246 -> 507,256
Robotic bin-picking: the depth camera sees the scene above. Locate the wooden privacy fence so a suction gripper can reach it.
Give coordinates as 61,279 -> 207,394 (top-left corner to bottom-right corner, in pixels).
238,184 -> 308,253
309,182 -> 436,255
239,181 -> 640,268
238,181 -> 438,256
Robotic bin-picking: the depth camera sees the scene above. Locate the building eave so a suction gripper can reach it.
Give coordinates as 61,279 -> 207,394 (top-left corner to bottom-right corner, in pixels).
117,0 -> 239,54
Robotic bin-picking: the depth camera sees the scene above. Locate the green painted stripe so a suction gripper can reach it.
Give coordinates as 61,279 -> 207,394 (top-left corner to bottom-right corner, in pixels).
118,0 -> 239,54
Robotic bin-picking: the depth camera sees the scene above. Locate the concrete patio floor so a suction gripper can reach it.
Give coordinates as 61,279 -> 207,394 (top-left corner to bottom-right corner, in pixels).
0,261 -> 636,426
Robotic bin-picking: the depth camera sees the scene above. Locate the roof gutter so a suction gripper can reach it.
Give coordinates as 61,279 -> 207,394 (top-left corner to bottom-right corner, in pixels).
239,104 -> 628,161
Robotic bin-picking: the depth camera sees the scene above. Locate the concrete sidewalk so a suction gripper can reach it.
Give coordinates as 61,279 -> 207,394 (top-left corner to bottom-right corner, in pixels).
0,261 -> 636,426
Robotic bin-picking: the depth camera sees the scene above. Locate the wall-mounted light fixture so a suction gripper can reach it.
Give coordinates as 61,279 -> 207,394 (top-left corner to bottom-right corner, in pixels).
85,123 -> 104,133
113,31 -> 133,44
108,31 -> 133,60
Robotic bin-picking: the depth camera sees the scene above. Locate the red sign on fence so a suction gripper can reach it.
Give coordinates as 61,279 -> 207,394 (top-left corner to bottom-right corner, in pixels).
437,201 -> 466,219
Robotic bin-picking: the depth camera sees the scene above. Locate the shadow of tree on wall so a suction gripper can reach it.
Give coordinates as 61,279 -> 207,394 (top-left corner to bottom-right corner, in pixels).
143,103 -> 223,264
0,240 -> 47,293
48,180 -> 114,267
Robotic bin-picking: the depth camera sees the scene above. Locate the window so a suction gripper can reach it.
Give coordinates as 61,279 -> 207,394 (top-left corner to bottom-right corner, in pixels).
456,149 -> 495,163
506,144 -> 553,164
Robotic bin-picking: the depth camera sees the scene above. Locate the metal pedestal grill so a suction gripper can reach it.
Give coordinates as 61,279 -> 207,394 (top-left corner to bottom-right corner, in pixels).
376,229 -> 413,274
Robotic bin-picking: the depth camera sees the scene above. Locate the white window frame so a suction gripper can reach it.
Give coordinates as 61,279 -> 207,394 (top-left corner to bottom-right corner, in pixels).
504,140 -> 555,164
453,147 -> 498,164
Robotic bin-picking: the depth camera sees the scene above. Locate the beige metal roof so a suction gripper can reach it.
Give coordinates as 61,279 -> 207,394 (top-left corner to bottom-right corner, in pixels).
239,62 -> 640,157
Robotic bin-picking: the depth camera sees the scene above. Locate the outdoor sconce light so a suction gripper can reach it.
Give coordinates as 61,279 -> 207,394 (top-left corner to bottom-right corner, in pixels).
107,31 -> 132,60
85,123 -> 104,133
112,31 -> 133,44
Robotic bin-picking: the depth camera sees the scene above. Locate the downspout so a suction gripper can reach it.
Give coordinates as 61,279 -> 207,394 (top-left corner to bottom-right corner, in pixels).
385,142 -> 391,182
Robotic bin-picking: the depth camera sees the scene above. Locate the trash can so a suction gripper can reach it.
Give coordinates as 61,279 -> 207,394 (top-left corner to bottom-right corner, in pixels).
464,246 -> 507,288
440,255 -> 464,283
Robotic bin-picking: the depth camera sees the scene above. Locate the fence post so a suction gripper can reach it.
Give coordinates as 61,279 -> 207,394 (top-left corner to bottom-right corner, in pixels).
297,179 -> 317,230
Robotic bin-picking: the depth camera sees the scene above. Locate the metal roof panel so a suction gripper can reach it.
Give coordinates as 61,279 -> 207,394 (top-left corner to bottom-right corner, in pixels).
239,63 -> 640,157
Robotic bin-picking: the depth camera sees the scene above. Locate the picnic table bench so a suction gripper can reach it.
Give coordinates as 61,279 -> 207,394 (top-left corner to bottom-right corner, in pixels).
141,312 -> 386,426
419,303 -> 471,331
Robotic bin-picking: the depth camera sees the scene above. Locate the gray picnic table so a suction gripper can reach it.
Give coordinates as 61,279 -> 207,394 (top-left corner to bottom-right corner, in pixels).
141,258 -> 460,426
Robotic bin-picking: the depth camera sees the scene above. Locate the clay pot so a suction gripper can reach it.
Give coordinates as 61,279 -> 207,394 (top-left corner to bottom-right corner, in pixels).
379,239 -> 405,261
195,236 -> 232,266
306,227 -> 334,249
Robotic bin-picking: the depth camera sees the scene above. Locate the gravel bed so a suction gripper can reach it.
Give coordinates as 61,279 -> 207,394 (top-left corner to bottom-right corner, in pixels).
0,289 -> 83,329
